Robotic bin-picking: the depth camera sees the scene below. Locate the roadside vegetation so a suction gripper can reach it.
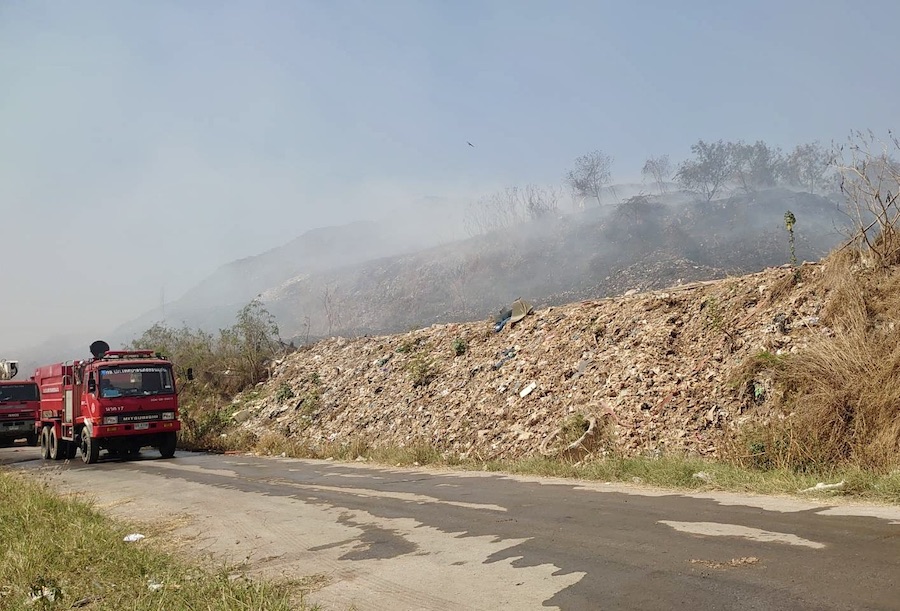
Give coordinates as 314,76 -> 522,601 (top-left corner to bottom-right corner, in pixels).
129,299 -> 292,451
213,431 -> 900,505
129,131 -> 900,505
0,469 -> 315,610
731,131 -> 900,476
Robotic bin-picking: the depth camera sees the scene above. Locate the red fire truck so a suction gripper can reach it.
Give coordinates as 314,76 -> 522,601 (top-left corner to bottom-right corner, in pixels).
33,341 -> 192,464
0,360 -> 40,446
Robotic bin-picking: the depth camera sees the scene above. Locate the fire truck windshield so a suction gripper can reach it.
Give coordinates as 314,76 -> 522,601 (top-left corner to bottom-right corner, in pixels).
0,383 -> 39,402
99,366 -> 175,398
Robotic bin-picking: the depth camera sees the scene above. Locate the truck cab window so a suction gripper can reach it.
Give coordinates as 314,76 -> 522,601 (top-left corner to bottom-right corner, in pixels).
100,377 -> 122,398
99,367 -> 173,397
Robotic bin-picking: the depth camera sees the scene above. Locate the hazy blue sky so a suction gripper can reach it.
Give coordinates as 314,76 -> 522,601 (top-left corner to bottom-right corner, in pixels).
1,0 -> 897,351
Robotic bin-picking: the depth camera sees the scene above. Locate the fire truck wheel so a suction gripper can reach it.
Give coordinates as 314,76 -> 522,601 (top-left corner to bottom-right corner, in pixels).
48,428 -> 63,460
80,428 -> 100,464
158,432 -> 177,459
39,427 -> 50,459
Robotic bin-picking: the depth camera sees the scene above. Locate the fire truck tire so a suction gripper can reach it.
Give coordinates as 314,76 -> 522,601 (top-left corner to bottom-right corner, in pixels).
48,428 -> 63,461
158,432 -> 177,459
80,428 -> 100,464
39,427 -> 50,459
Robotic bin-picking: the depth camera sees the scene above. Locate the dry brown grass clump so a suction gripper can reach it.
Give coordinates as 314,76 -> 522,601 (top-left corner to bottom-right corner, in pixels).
740,252 -> 900,472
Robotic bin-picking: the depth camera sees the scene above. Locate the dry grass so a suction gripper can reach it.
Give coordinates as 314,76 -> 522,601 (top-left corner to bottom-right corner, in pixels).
253,432 -> 446,466
735,250 -> 900,473
764,268 -> 802,305
242,433 -> 900,503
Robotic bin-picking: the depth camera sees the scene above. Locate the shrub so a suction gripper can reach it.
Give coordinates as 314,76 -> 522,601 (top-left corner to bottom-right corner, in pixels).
406,355 -> 439,387
275,383 -> 295,403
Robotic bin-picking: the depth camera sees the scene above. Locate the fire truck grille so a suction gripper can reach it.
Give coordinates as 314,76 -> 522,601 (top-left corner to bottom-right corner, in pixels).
111,412 -> 165,424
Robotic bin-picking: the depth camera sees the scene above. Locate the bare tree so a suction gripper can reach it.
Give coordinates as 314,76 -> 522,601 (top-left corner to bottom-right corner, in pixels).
566,150 -> 613,206
675,139 -> 734,201
463,188 -> 526,236
322,285 -> 341,336
729,140 -> 783,193
832,130 -> 900,266
641,155 -> 672,194
784,141 -> 833,194
522,184 -> 561,219
463,185 -> 561,235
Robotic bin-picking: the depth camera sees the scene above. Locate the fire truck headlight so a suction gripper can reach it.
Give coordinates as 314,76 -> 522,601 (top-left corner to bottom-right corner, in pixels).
162,412 -> 175,420
102,416 -> 118,425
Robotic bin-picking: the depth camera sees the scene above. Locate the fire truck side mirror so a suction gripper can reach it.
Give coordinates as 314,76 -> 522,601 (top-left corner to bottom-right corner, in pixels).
186,368 -> 194,381
87,377 -> 96,393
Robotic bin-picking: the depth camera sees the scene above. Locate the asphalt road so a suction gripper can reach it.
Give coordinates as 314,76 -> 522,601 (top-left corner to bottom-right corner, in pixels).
2,445 -> 898,610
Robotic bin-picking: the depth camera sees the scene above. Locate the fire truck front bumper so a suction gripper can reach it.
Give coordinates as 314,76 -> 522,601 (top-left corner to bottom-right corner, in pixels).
93,420 -> 181,438
0,419 -> 36,436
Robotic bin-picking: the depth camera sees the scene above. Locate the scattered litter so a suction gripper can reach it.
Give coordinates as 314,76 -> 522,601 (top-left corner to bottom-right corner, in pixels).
692,471 -> 712,483
230,263 -> 834,463
494,298 -> 533,331
519,382 -> 537,398
147,579 -> 164,592
123,533 -> 145,543
773,313 -> 789,334
690,556 -> 759,570
801,480 -> 846,493
72,596 -> 100,607
631,477 -> 644,484
29,587 -> 58,604
508,298 -> 533,324
492,348 -> 517,370
539,416 -> 597,457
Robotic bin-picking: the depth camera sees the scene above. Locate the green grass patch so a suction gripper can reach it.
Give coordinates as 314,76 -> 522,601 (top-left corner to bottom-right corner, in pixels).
0,470 -> 317,610
248,436 -> 900,504
405,355 -> 439,387
481,456 -> 900,503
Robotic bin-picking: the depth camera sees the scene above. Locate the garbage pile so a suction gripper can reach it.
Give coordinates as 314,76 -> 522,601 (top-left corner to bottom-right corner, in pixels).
236,263 -> 830,460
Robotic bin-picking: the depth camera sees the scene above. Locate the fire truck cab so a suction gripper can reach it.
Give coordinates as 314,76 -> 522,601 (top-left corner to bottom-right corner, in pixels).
33,341 -> 190,464
0,359 -> 40,446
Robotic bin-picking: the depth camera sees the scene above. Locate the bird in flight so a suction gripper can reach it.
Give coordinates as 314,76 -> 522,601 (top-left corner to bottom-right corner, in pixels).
467,141 -> 474,147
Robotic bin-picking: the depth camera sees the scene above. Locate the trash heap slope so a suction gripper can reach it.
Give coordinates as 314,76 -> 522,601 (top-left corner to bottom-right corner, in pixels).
235,263 -> 829,460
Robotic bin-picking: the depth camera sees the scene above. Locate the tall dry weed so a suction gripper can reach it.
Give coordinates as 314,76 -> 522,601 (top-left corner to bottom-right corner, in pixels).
739,261 -> 900,472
